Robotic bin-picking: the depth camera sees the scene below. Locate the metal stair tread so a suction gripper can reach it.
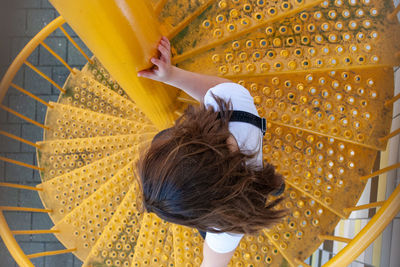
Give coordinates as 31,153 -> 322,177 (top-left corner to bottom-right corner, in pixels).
36,146 -> 138,224
36,133 -> 155,181
50,160 -> 138,261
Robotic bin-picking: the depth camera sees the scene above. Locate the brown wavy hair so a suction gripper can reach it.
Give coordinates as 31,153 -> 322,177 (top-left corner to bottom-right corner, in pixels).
137,94 -> 287,235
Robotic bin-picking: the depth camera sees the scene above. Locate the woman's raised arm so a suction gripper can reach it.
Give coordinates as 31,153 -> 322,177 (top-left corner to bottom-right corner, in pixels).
137,36 -> 231,103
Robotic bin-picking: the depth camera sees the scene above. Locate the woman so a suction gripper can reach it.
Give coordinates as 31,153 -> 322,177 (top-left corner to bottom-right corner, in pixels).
137,37 -> 286,266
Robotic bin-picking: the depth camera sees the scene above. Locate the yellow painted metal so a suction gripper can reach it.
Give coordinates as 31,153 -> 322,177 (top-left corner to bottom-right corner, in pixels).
42,102 -> 155,141
51,161 -> 138,260
24,61 -> 65,93
172,225 -> 204,266
165,0 -> 216,39
130,213 -> 175,267
387,3 -> 400,21
154,0 -> 169,15
12,229 -> 59,235
373,148 -> 390,266
0,104 -> 50,130
344,201 -> 385,213
360,162 -> 400,181
323,184 -> 400,267
264,230 -> 297,266
49,0 -> 177,129
0,130 -> 41,149
58,26 -> 94,64
0,16 -> 65,103
58,69 -> 153,124
27,248 -> 77,259
0,0 -> 399,266
236,66 -> 394,150
82,171 -> 146,266
174,0 -> 400,75
172,0 -> 326,64
319,235 -> 351,243
0,182 -> 43,191
380,128 -> 400,142
0,211 -> 34,267
384,93 -> 400,107
10,83 -> 53,108
0,207 -> 51,213
0,156 -> 43,171
40,41 -> 76,74
37,147 -> 138,222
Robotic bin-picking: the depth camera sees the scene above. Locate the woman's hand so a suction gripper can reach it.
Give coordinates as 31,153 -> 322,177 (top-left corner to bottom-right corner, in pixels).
138,36 -> 230,102
138,36 -> 173,83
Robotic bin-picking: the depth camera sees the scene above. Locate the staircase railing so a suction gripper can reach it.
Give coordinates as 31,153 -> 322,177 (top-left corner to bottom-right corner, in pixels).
0,4 -> 399,266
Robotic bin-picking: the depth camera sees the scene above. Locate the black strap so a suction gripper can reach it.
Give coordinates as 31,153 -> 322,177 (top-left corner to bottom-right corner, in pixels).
217,110 -> 267,136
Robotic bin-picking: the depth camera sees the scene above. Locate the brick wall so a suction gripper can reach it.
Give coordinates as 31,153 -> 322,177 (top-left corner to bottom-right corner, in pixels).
0,0 -> 91,266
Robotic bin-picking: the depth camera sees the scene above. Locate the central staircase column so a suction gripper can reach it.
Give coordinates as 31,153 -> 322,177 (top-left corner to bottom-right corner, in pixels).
49,0 -> 177,129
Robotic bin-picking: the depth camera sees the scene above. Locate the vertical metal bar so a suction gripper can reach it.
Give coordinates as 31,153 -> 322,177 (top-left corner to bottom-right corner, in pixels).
39,41 -> 76,74
0,156 -> 44,171
0,131 -> 41,149
360,163 -> 400,181
0,105 -> 50,130
0,183 -> 43,191
24,61 -> 66,93
10,83 -> 53,108
379,128 -> 400,142
384,93 -> 400,107
58,26 -> 94,64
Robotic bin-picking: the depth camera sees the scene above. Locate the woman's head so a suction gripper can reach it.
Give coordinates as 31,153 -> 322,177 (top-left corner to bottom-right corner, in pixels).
137,94 -> 287,235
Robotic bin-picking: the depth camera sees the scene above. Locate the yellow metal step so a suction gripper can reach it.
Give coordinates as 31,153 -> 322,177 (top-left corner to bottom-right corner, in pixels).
59,69 -> 151,123
231,66 -> 394,150
31,0 -> 399,265
174,0 -> 400,75
82,174 -> 145,267
131,213 -> 175,267
51,160 -> 137,260
37,146 -> 139,223
37,133 -> 153,181
43,102 -> 157,142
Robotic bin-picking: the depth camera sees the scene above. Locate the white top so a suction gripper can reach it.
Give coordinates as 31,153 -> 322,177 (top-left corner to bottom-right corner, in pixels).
203,82 -> 264,253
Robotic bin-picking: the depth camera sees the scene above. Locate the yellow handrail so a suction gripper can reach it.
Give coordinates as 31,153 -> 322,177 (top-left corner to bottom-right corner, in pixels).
0,16 -> 66,103
0,211 -> 34,267
323,184 -> 400,267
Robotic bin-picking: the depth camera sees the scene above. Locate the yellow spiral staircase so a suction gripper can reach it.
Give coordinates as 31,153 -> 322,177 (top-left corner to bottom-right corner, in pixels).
1,0 -> 400,266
